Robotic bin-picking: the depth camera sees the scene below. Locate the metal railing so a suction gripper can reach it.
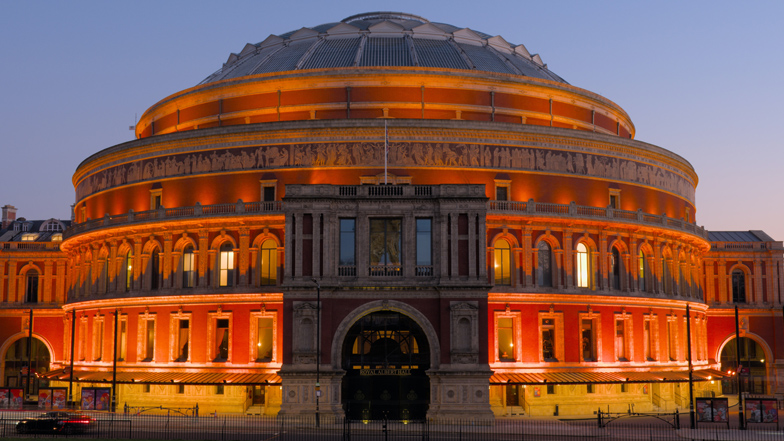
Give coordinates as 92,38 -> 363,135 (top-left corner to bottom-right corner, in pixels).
1,411 -> 782,440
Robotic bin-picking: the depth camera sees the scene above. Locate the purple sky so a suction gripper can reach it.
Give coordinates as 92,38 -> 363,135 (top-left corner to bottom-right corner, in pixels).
2,1 -> 782,240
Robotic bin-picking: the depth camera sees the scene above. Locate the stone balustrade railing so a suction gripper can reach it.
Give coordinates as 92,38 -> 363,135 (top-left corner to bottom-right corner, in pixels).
1,242 -> 61,251
488,199 -> 709,240
62,187 -> 708,241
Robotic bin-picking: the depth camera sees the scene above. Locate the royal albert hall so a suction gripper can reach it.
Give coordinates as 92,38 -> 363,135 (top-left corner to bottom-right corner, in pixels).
2,12 -> 784,420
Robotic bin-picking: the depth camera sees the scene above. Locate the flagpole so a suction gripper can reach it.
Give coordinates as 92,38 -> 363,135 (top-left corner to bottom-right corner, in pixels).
384,120 -> 388,185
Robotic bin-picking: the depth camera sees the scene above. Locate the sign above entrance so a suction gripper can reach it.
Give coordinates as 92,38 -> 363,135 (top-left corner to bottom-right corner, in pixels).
360,369 -> 411,376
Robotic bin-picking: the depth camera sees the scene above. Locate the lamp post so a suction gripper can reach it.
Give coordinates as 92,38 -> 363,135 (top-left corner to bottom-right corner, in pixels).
312,278 -> 321,427
686,304 -> 694,429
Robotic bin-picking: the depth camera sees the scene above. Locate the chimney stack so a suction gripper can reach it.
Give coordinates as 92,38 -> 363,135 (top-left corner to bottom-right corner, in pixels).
2,205 -> 18,229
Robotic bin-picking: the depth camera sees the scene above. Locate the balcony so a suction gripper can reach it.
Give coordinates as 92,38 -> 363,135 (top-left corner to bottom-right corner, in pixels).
488,199 -> 709,240
64,200 -> 283,239
1,242 -> 61,251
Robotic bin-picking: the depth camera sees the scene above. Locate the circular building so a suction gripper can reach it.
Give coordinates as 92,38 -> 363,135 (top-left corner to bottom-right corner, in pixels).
57,12 -> 718,419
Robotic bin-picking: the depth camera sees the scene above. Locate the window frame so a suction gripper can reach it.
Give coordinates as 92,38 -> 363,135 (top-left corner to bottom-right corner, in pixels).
339,218 -> 356,276
260,179 -> 278,202
578,310 -> 602,363
92,314 -> 105,362
182,245 -> 196,288
538,310 -> 564,362
249,309 -> 277,363
643,313 -> 659,361
415,218 -> 433,277
118,314 -> 128,362
493,310 -> 521,363
150,188 -> 162,210
25,269 -> 39,303
494,239 -> 512,286
169,310 -> 193,363
575,242 -> 591,289
614,312 -> 633,362
137,312 -> 156,362
258,239 -> 278,286
207,310 -> 233,363
494,179 -> 511,201
218,242 -> 235,287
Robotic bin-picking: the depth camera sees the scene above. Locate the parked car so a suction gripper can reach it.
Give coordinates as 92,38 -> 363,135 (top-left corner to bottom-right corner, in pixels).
16,412 -> 96,434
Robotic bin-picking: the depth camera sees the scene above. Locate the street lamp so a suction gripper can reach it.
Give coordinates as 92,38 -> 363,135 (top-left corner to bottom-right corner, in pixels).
312,278 -> 321,427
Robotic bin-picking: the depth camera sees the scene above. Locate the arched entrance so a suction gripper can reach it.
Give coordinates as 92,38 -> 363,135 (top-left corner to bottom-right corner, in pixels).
3,337 -> 51,396
720,337 -> 767,395
341,311 -> 430,420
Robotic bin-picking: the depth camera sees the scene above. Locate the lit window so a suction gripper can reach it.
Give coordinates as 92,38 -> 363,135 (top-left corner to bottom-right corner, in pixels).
21,233 -> 38,241
497,318 -> 515,362
259,240 -> 277,286
256,317 -> 274,361
79,318 -> 87,361
182,245 -> 196,288
51,233 -> 63,241
416,219 -> 432,276
638,250 -> 647,292
219,243 -> 235,287
494,239 -> 511,286
732,270 -> 746,303
369,219 -> 401,276
25,270 -> 39,303
536,241 -> 552,287
575,243 -> 590,288
339,218 -> 356,276
125,250 -> 133,292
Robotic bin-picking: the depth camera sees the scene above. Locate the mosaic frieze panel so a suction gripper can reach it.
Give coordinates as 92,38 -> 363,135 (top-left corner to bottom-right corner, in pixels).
76,142 -> 695,202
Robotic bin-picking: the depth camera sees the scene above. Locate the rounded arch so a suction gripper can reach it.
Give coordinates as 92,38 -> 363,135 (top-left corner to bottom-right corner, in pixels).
252,231 -> 282,249
18,262 -> 43,277
210,233 -> 238,251
117,241 -> 134,256
533,233 -> 561,251
39,219 -> 65,233
638,241 -> 654,256
607,238 -> 628,254
330,300 -> 441,370
142,237 -> 163,255
488,231 -> 519,249
574,234 -> 597,252
174,234 -> 198,252
715,332 -> 773,367
98,244 -> 109,259
0,332 -> 56,387
729,263 -> 752,276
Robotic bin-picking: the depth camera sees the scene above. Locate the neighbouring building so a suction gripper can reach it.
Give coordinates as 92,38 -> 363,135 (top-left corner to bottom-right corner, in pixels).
1,12 -> 783,420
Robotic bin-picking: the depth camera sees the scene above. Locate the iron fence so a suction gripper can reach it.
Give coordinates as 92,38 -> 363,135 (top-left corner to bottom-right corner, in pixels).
1,411 -> 784,440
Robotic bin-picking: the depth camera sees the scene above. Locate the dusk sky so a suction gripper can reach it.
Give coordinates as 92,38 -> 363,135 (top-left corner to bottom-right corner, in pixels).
2,1 -> 782,239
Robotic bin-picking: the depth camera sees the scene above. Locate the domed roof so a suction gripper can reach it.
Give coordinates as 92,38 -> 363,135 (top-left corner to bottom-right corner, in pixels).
199,12 -> 566,85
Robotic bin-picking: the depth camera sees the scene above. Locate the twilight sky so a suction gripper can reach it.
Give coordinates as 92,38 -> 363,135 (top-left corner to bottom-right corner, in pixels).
1,1 -> 782,239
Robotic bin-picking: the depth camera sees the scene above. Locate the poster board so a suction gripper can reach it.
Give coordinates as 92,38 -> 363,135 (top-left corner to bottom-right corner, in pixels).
746,399 -> 778,424
38,388 -> 68,409
695,398 -> 729,428
0,388 -> 25,409
81,387 -> 111,411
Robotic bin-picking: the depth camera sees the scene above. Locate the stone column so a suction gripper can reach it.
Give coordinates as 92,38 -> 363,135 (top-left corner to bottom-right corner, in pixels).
239,227 -> 250,286
163,232 -> 173,289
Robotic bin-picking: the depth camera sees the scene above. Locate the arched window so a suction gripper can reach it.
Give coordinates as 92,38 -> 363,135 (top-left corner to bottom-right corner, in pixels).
494,239 -> 511,286
125,250 -> 133,292
150,249 -> 160,290
259,240 -> 277,286
575,243 -> 590,288
182,245 -> 196,288
537,241 -> 552,287
732,270 -> 746,303
219,243 -> 235,287
638,250 -> 647,292
25,270 -> 39,303
610,248 -> 621,290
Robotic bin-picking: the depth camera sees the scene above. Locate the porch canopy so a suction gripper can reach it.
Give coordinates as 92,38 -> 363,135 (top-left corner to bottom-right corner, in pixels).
42,368 -> 281,385
490,368 -> 727,385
